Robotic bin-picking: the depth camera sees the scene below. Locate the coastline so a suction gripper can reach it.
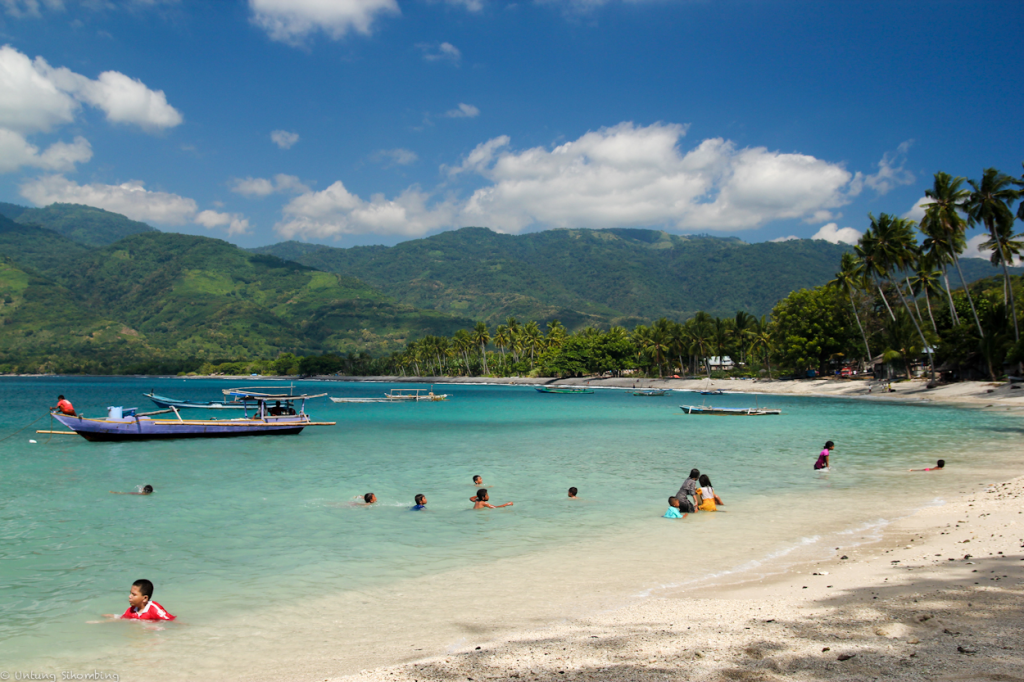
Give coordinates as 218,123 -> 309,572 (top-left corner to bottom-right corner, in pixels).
340,475 -> 1024,682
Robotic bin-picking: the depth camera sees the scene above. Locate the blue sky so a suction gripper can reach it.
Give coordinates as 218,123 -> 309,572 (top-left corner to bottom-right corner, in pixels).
0,0 -> 1021,250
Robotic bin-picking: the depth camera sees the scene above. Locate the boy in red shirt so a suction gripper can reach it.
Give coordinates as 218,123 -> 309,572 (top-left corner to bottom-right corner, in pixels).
52,394 -> 76,416
105,579 -> 175,621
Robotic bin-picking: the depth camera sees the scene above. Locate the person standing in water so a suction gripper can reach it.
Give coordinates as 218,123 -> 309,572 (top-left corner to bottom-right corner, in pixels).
814,441 -> 834,470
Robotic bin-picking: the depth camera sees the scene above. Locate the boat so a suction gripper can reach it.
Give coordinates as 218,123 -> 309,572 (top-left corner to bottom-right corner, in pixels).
699,389 -> 725,395
49,391 -> 334,441
144,393 -> 247,410
679,405 -> 781,416
633,389 -> 669,396
535,386 -> 594,394
331,388 -> 448,403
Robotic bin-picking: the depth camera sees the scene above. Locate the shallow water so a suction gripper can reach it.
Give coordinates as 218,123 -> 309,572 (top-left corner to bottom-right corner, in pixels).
1,377 -> 1020,678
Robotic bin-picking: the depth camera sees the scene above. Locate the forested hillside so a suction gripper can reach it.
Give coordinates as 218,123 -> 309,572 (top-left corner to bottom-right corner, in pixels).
254,227 -> 1013,326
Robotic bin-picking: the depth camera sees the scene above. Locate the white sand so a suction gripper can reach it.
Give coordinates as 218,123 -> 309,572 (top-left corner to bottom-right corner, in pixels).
339,476 -> 1024,682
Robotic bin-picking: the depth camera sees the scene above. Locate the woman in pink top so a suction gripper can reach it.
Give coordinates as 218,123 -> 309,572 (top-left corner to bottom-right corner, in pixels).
814,441 -> 834,470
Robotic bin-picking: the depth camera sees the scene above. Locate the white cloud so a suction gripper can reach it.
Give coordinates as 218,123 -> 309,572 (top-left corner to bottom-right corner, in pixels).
445,102 -> 480,118
417,41 -> 462,63
0,130 -> 91,172
903,195 -> 928,221
270,129 -> 299,149
458,123 -> 858,233
231,173 -> 309,197
194,209 -> 251,236
19,174 -> 249,236
769,235 -> 798,242
1,0 -> 64,18
273,122 -> 878,240
0,44 -> 180,173
248,0 -> 400,45
812,222 -> 862,245
864,140 -> 914,195
371,148 -> 418,166
276,182 -> 456,239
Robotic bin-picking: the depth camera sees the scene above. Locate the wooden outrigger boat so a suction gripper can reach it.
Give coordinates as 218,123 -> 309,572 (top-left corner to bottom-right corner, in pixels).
633,389 -> 669,396
330,388 -> 448,403
535,386 -> 594,394
679,405 -> 781,416
49,391 -> 334,441
144,393 -> 247,410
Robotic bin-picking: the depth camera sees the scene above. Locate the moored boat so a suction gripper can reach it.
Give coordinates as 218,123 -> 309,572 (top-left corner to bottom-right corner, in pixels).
51,391 -> 333,441
679,405 -> 781,416
633,389 -> 668,396
535,386 -> 594,394
144,393 -> 247,410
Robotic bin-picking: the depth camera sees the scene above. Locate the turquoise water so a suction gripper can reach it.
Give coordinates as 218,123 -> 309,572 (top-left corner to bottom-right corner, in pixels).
1,377 -> 1022,677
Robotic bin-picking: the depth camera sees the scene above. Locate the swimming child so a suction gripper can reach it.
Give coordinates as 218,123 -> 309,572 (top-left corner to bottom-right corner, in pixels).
104,579 -> 175,621
472,475 -> 483,485
910,459 -> 945,472
694,474 -> 721,511
362,493 -> 377,504
471,489 -> 512,509
814,441 -> 834,471
567,487 -> 578,499
411,494 -> 427,510
663,496 -> 688,519
110,485 -> 154,495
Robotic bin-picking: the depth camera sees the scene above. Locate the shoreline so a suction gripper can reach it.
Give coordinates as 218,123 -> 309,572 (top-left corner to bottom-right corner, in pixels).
340,475 -> 1024,682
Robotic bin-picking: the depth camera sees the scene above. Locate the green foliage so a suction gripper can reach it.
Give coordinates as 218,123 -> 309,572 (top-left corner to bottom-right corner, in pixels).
768,286 -> 859,374
14,203 -> 157,246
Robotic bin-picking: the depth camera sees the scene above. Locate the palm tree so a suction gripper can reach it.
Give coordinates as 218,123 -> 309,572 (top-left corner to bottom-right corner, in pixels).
923,172 -> 982,335
965,168 -> 1021,341
472,321 -> 490,376
733,311 -> 755,365
828,252 -> 873,363
650,317 -> 674,377
919,207 -> 963,326
908,256 -> 944,335
855,227 -> 898,321
494,324 -> 509,371
545,320 -> 567,350
523,320 -> 543,369
505,316 -> 521,363
868,213 -> 935,381
711,317 -> 733,371
747,315 -> 773,379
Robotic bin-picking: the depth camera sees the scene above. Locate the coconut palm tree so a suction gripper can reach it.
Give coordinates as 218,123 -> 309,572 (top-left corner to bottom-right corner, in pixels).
868,213 -> 935,381
965,168 -> 1022,341
855,227 -> 898,321
505,316 -> 521,363
919,208 -> 964,326
923,172 -> 982,335
472,321 -> 490,376
494,324 -> 509,371
733,311 -> 755,365
523,320 -> 543,369
746,315 -> 773,379
650,317 -> 674,377
545,320 -> 567,350
908,256 -> 944,335
829,252 -> 873,363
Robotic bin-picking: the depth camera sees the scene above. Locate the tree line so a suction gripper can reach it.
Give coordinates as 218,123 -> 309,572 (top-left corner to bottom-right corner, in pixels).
192,166 -> 1024,381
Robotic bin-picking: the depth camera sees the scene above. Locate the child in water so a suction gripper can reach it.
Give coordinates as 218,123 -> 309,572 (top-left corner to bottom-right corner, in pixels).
814,441 -> 834,471
663,496 -> 687,519
471,489 -> 513,509
472,475 -> 483,485
411,494 -> 427,510
910,459 -> 945,472
104,579 -> 175,621
362,493 -> 377,504
567,487 -> 578,499
110,485 -> 154,495
695,474 -> 721,511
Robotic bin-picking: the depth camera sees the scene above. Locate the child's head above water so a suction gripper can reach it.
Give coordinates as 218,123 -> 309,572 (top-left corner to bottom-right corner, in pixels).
698,474 -> 712,488
414,494 -> 426,505
568,487 -> 578,498
129,579 -> 154,609
472,475 -> 482,485
141,485 -> 153,494
689,468 -> 700,480
668,496 -> 680,508
363,492 -> 376,504
476,488 -> 488,501
935,459 -> 945,469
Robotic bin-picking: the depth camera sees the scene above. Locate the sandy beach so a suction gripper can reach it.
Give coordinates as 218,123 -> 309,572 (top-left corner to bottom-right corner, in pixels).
341,474 -> 1024,682
314,374 -> 1024,410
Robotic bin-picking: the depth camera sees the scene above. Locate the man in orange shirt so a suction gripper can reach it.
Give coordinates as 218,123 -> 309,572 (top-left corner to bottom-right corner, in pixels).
52,394 -> 76,416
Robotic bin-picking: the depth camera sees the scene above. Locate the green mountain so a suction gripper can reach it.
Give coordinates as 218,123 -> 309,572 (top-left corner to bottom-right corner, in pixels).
13,203 -> 157,246
255,227 -> 1020,328
0,214 -> 93,277
0,202 -> 30,221
253,228 -> 849,326
0,230 -> 473,371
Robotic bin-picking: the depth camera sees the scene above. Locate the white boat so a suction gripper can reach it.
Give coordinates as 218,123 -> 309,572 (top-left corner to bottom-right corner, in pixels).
680,405 -> 781,416
331,388 -> 448,403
